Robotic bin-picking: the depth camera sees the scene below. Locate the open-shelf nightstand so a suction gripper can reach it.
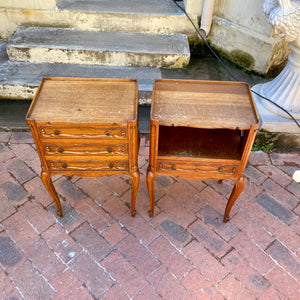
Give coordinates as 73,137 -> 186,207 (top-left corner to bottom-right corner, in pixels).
147,79 -> 260,222
26,77 -> 139,217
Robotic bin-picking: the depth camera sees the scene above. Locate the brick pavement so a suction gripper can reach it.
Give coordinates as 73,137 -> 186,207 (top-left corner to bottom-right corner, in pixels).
0,131 -> 299,300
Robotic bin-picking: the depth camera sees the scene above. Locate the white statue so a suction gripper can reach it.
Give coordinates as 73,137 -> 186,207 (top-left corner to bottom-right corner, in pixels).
252,0 -> 300,120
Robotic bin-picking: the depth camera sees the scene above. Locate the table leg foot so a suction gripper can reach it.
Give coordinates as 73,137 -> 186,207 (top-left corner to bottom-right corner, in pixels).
147,166 -> 155,218
148,210 -> 154,218
41,171 -> 63,218
129,170 -> 140,217
218,179 -> 223,184
223,176 -> 245,222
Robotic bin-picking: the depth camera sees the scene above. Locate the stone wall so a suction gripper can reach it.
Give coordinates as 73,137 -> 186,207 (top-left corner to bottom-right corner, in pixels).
185,0 -> 290,74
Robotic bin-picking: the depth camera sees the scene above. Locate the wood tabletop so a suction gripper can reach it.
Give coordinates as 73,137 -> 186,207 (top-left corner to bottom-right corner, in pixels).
28,78 -> 138,124
151,79 -> 259,129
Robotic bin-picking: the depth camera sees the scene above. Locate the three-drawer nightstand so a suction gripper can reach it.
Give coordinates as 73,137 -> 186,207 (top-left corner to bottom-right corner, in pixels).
147,79 -> 260,222
26,77 -> 140,217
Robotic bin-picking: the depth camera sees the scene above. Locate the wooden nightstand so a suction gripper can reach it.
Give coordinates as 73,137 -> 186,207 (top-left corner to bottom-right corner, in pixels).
147,79 -> 260,222
26,77 -> 139,217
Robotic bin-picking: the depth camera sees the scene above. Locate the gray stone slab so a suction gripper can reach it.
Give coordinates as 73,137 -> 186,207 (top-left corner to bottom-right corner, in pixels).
0,60 -> 161,103
57,0 -> 183,15
7,27 -> 190,68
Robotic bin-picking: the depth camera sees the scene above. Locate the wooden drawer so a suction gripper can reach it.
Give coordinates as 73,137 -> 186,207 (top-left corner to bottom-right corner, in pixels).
39,126 -> 127,139
47,160 -> 129,171
157,160 -> 238,175
43,144 -> 128,156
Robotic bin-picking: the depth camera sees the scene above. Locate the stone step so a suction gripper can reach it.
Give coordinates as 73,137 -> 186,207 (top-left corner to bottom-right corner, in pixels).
55,0 -> 196,35
7,27 -> 190,68
0,60 -> 161,104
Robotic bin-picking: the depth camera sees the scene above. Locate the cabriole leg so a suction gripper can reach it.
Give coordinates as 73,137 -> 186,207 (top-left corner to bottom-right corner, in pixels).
223,176 -> 245,223
146,166 -> 155,217
41,171 -> 63,217
129,170 -> 140,217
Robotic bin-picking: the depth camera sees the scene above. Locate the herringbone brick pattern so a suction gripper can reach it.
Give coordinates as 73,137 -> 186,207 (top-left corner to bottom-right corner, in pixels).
0,131 -> 299,299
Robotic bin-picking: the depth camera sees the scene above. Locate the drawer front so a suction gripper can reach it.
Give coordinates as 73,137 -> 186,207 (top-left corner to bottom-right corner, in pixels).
48,160 -> 129,171
158,161 -> 238,175
39,126 -> 127,139
44,144 -> 128,156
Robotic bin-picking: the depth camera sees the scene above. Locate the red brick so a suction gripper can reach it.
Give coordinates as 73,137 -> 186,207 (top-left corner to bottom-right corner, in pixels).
287,180 -> 300,198
134,284 -> 161,300
117,235 -> 161,276
24,177 -> 53,208
0,232 -> 24,274
256,209 -> 300,253
151,212 -> 192,249
242,177 -> 264,199
0,192 -> 16,222
258,286 -> 286,300
270,152 -> 300,167
157,194 -> 196,228
244,165 -> 268,185
25,239 -> 66,283
0,131 -> 12,143
258,165 -> 292,187
42,223 -> 82,263
290,217 -> 300,238
48,201 -> 85,234
148,267 -> 193,300
10,132 -> 34,144
205,179 -> 234,198
262,179 -> 298,210
102,196 -> 129,218
183,241 -> 229,285
0,257 -> 18,298
102,284 -> 129,299
249,151 -> 271,165
0,165 -> 13,184
165,180 -> 205,213
101,250 -> 147,298
198,186 -> 238,217
51,269 -> 93,300
69,253 -> 113,298
2,288 -> 23,299
231,211 -> 273,249
10,259 -> 55,299
71,222 -> 112,262
10,143 -> 38,162
188,220 -> 232,258
149,236 -> 192,280
99,175 -> 131,196
266,240 -> 300,280
265,267 -> 300,300
75,177 -> 113,204
74,197 -> 113,231
0,179 -> 29,206
0,144 -> 15,163
197,204 -> 239,242
19,200 -> 55,233
55,176 -> 87,206
183,177 -> 207,192
230,232 -> 275,274
102,221 -> 128,246
222,250 -> 269,297
181,268 -> 224,300
2,212 -> 40,251
120,212 -> 159,245
217,274 -> 255,300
